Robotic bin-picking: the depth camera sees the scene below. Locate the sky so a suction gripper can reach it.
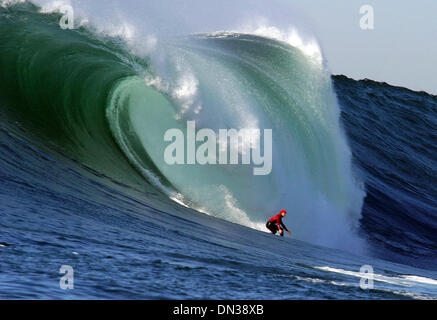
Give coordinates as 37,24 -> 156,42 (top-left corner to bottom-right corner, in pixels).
36,0 -> 437,94
289,0 -> 437,94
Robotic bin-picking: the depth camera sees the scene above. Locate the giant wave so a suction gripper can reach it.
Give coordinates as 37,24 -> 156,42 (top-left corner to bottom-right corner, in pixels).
0,1 -> 366,252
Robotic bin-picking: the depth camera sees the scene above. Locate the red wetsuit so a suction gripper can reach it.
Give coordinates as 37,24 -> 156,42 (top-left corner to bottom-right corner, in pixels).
267,213 -> 289,235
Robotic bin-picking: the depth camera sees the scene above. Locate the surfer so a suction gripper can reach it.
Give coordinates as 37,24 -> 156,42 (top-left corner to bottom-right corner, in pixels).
266,210 -> 291,237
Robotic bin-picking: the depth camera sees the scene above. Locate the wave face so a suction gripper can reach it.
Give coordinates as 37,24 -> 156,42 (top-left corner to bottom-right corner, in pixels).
334,76 -> 437,265
0,2 -> 365,252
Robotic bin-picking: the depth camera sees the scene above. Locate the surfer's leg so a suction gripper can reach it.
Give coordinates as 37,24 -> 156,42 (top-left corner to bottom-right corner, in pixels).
266,221 -> 277,234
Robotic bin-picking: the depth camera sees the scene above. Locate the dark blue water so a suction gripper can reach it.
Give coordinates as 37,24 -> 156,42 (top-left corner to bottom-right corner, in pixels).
0,2 -> 436,300
334,76 -> 437,268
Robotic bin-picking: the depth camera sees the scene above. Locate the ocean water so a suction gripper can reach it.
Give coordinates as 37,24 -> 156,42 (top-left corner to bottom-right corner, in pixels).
0,2 -> 436,299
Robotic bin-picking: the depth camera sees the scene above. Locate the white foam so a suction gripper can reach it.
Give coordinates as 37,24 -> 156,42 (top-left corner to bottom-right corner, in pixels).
172,71 -> 201,118
315,266 -> 437,287
188,185 -> 266,232
38,0 -> 71,14
0,0 -> 26,8
401,275 -> 437,286
290,269 -> 436,300
235,18 -> 323,64
145,62 -> 202,120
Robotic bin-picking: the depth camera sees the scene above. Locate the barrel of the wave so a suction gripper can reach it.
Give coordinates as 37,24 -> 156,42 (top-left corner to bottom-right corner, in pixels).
107,32 -> 366,252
